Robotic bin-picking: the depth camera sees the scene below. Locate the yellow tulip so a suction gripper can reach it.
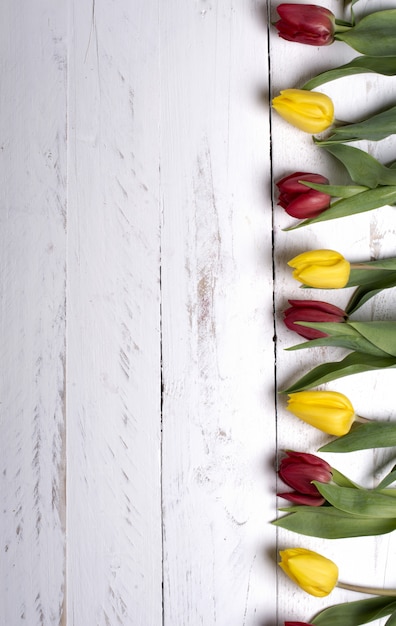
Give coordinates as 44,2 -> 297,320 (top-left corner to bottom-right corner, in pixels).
288,249 -> 350,289
272,89 -> 334,133
287,390 -> 355,436
279,548 -> 338,597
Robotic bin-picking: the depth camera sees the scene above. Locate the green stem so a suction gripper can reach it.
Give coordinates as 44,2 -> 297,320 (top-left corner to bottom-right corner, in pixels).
337,581 -> 396,597
355,414 -> 371,424
350,263 -> 380,271
334,22 -> 352,33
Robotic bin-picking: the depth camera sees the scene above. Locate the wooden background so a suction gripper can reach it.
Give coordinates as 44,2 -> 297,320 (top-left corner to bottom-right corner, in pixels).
1,0 -> 395,624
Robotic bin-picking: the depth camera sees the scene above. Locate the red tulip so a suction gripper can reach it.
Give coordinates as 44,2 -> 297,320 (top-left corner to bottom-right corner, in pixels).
284,299 -> 347,340
275,4 -> 335,46
277,451 -> 332,506
276,172 -> 331,219
277,491 -> 326,506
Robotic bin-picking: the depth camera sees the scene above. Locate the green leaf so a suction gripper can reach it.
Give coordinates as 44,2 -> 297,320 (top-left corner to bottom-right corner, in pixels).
347,269 -> 396,287
282,352 -> 396,393
286,321 -> 391,357
299,180 -> 368,197
273,506 -> 396,539
349,321 -> 396,357
346,272 -> 396,315
331,467 -> 361,489
385,610 -> 396,626
303,56 -> 396,90
314,482 -> 396,518
335,11 -> 396,57
286,186 -> 396,230
320,144 -> 396,188
350,257 -> 396,273
376,466 -> 396,490
315,105 -> 396,145
312,597 -> 396,626
320,422 -> 396,453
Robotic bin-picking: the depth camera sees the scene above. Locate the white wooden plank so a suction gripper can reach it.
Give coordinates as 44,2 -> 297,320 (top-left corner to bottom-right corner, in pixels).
270,0 -> 396,622
160,1 -> 276,624
66,1 -> 162,624
4,1 -> 395,623
0,2 -> 67,624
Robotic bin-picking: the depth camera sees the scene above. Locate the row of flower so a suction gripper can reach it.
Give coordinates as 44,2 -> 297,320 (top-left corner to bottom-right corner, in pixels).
271,2 -> 396,625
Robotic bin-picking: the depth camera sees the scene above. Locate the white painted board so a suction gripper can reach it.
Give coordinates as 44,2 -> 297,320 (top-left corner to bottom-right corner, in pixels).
0,1 -> 395,625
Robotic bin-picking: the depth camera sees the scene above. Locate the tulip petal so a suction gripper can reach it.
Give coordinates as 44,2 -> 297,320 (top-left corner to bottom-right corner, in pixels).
272,89 -> 334,134
279,548 -> 338,597
288,249 -> 350,289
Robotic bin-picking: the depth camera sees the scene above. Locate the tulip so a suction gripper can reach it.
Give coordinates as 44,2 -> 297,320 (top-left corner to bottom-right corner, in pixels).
278,451 -> 331,506
288,249 -> 350,289
287,390 -> 355,436
277,491 -> 326,506
284,299 -> 347,340
275,4 -> 335,46
276,172 -> 331,219
272,89 -> 334,134
279,548 -> 338,597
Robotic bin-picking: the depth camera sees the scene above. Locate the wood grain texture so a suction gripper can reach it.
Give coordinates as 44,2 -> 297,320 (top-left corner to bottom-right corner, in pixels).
0,2 -> 67,624
160,2 -> 276,624
66,1 -> 162,624
2,0 -> 395,624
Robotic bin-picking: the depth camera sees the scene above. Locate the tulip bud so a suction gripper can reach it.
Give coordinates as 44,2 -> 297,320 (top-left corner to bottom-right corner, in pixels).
277,491 -> 326,506
287,390 -> 355,436
279,548 -> 338,597
288,249 -> 350,289
275,4 -> 335,46
284,299 -> 347,339
278,451 -> 332,499
277,172 -> 331,219
272,89 -> 334,134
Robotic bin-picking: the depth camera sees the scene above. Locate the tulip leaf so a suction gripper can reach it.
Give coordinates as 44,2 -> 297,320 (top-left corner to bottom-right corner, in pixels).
331,467 -> 361,489
286,322 -> 392,357
385,610 -> 396,626
349,321 -> 396,357
376,466 -> 396,490
350,257 -> 396,273
315,104 -> 396,145
303,56 -> 396,90
282,352 -> 396,393
320,422 -> 396,453
346,272 -> 396,315
313,483 -> 396,518
320,144 -> 396,188
286,186 -> 396,230
312,596 -> 396,626
299,180 -> 368,197
335,11 -> 396,57
273,506 -> 396,538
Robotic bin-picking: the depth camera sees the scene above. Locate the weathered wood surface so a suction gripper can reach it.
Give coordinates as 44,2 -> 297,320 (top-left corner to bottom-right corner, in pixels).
0,0 -> 395,624
0,3 -> 67,624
